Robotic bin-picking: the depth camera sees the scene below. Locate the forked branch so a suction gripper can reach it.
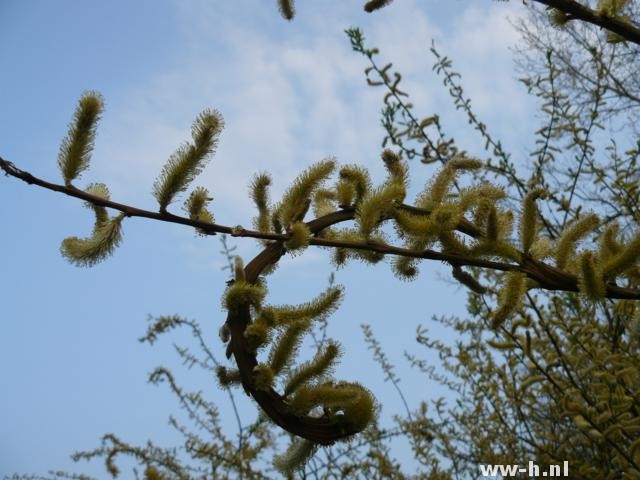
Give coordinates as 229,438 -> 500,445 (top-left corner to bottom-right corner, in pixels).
2,155 -> 640,300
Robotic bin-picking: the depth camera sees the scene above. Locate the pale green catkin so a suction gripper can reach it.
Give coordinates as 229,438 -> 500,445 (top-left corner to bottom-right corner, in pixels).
268,319 -> 310,376
153,109 -> 223,210
84,183 -> 110,228
555,213 -> 600,270
265,286 -> 344,325
184,186 -> 214,233
339,164 -> 371,204
223,281 -> 266,312
419,156 -> 482,209
578,250 -> 606,300
392,255 -> 419,281
492,271 -> 527,328
253,364 -> 275,391
520,189 -> 546,254
285,222 -> 311,251
215,366 -> 241,387
381,149 -> 408,189
244,318 -> 270,351
276,158 -> 336,227
603,231 -> 640,278
250,172 -> 272,234
58,91 -> 104,185
273,439 -> 316,476
313,188 -> 337,217
284,342 -> 341,396
356,183 -> 404,237
60,213 -> 125,267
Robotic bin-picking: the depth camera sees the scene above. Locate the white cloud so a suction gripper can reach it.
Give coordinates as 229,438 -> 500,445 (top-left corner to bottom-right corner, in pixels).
448,3 -> 529,113
90,0 -> 536,267
93,12 -> 384,225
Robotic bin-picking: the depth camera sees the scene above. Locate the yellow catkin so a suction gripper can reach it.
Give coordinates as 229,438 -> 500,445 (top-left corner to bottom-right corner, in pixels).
268,319 -> 310,375
603,231 -> 640,278
520,189 -> 546,254
393,209 -> 436,239
58,91 -> 104,185
486,205 -> 499,241
336,179 -> 356,207
250,172 -> 272,234
491,271 -> 527,328
356,183 -> 405,237
144,466 -> 166,480
289,381 -> 375,432
392,255 -> 419,281
153,109 -> 223,210
215,366 -> 241,387
520,374 -> 544,391
60,213 -> 125,267
555,213 -> 600,270
313,188 -> 337,217
266,285 -> 343,325
276,158 -> 336,227
273,439 -> 316,475
630,437 -> 640,465
420,156 -> 482,209
381,149 -> 408,189
223,281 -> 266,312
549,9 -> 571,26
578,250 -> 606,300
244,319 -> 270,351
253,364 -> 275,391
598,0 -> 630,16
284,342 -> 340,395
339,165 -> 371,204
234,256 -> 245,281
84,183 -> 110,227
285,222 -> 311,251
184,186 -> 214,234
600,222 -> 622,259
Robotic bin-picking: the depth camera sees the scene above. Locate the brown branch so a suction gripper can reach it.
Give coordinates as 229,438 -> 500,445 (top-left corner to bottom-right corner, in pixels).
2,155 -> 640,300
533,0 -> 640,46
226,212 -> 362,445
0,156 -> 252,238
5,154 -> 640,444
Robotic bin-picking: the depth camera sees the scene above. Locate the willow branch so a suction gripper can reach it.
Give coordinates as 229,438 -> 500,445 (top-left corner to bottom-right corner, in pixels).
2,155 -> 640,299
533,0 -> 640,46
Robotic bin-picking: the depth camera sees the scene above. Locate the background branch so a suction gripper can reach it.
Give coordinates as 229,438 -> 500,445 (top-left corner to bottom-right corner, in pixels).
533,0 -> 640,45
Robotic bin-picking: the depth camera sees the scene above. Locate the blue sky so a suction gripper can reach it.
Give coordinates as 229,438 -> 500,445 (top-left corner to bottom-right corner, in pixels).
0,1 -> 537,476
